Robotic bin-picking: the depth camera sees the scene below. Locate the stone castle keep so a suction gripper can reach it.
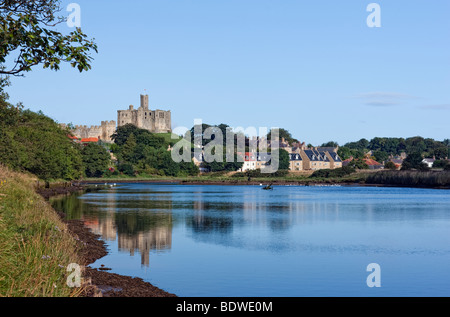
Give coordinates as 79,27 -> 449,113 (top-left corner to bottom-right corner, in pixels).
69,94 -> 172,142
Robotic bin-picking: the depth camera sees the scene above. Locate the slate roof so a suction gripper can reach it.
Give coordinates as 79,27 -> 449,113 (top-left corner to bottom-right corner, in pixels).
303,150 -> 321,161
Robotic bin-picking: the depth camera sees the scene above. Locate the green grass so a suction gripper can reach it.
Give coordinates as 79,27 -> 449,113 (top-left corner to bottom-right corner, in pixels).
0,166 -> 85,297
155,132 -> 182,145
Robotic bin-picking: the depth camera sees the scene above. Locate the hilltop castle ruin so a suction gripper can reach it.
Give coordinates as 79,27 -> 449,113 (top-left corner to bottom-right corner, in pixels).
68,94 -> 172,143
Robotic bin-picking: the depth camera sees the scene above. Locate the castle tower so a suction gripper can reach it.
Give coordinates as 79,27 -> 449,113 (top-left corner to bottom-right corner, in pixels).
140,94 -> 149,110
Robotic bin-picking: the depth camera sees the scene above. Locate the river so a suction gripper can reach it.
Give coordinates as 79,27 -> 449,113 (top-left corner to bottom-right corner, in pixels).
51,183 -> 450,297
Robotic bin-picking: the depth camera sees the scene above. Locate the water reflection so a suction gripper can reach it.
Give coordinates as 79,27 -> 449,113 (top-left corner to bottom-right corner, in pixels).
52,187 -> 174,266
51,184 -> 450,268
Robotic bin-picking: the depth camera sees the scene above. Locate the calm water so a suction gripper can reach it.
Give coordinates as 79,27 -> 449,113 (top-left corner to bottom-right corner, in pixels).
51,183 -> 450,297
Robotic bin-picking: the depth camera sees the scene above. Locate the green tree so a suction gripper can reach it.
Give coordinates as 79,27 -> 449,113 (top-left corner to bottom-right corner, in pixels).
401,152 -> 424,170
267,128 -> 299,145
433,160 -> 450,169
384,161 -> 397,170
201,147 -> 243,172
347,158 -> 369,169
345,138 -> 369,151
279,149 -> 290,170
111,124 -> 166,148
373,150 -> 389,163
0,102 -> 84,181
120,133 -> 137,164
433,147 -> 449,160
81,143 -> 111,178
321,141 -> 339,147
0,0 -> 97,78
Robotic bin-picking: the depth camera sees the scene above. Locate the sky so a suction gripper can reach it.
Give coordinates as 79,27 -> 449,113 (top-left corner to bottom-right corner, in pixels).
6,0 -> 450,146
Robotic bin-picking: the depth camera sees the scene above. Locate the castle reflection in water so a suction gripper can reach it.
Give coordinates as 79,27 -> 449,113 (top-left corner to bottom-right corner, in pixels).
52,187 -> 174,267
51,184 -> 341,267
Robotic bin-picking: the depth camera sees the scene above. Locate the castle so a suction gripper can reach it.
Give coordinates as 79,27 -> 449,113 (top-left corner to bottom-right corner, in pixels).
68,94 -> 172,143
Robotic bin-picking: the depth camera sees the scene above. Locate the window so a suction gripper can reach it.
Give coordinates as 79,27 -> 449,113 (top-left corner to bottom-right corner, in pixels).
159,112 -> 164,118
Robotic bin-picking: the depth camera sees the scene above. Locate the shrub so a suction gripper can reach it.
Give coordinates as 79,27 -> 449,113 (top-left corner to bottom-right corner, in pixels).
118,163 -> 135,176
310,166 -> 356,178
384,161 -> 397,170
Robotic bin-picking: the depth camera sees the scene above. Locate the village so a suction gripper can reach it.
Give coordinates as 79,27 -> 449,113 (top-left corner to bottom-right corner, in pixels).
63,94 -> 446,175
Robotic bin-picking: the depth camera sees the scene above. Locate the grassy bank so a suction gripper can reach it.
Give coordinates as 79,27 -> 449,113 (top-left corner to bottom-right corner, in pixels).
0,165 -> 84,296
82,169 -> 370,185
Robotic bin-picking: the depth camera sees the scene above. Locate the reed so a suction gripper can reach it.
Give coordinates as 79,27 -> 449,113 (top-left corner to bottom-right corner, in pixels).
365,170 -> 450,187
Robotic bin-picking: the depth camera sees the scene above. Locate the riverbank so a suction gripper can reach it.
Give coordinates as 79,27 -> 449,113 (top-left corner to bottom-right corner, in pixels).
0,165 -> 176,297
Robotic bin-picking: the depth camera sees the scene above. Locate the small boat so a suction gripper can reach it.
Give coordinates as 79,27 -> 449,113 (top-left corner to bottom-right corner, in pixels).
262,183 -> 273,190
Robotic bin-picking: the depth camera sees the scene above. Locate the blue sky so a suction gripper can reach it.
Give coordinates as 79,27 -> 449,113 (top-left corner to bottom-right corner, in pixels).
6,0 -> 450,145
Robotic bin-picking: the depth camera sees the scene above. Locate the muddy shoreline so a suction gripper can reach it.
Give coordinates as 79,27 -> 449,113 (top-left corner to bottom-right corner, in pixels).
36,186 -> 177,297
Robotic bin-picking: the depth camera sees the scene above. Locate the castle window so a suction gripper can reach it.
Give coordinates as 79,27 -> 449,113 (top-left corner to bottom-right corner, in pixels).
159,112 -> 164,118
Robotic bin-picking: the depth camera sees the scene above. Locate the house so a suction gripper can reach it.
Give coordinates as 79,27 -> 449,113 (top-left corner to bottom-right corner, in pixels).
193,152 -> 209,173
240,152 -> 258,172
343,156 -> 383,169
422,158 -> 435,168
317,151 -> 331,169
289,153 -> 303,171
364,158 -> 384,170
324,151 -> 343,169
300,150 -> 323,170
256,153 -> 271,170
389,158 -> 403,169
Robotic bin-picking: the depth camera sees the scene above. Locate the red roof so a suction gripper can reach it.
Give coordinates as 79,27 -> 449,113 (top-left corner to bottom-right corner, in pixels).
364,158 -> 382,166
81,137 -> 99,143
343,157 -> 382,166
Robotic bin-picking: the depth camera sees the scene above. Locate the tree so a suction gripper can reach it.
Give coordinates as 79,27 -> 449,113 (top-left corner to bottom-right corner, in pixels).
279,149 -> 290,170
267,128 -> 299,145
111,124 -> 165,148
0,100 -> 84,181
345,138 -> 369,151
373,150 -> 389,163
321,141 -> 339,148
337,146 -> 365,160
432,160 -> 449,169
384,161 -> 397,170
81,143 -> 111,178
0,0 -> 97,77
401,152 -> 424,170
120,133 -> 137,164
433,147 -> 449,160
347,158 -> 369,170
405,137 -> 426,155
201,147 -> 243,172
